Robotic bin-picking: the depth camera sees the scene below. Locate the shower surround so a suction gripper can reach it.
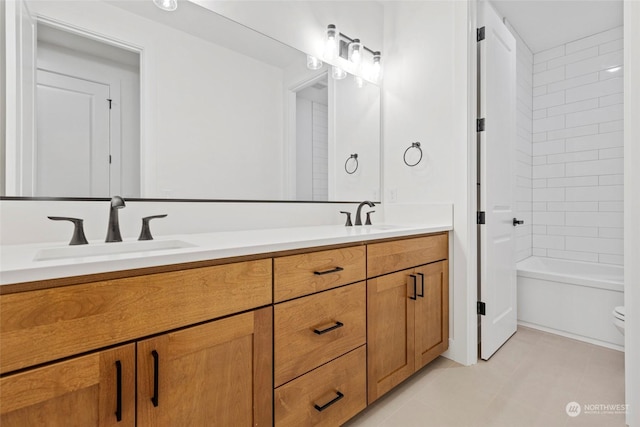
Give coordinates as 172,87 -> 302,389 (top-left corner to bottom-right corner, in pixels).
530,26 -> 624,266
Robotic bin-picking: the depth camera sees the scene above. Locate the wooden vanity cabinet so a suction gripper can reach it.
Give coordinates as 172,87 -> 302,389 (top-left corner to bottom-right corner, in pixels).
0,344 -> 136,427
366,234 -> 449,403
273,247 -> 367,425
0,232 -> 450,425
137,307 -> 272,426
0,259 -> 273,427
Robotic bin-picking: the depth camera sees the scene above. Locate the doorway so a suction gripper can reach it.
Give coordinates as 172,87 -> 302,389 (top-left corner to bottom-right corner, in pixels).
293,74 -> 329,201
477,0 -> 625,359
34,21 -> 141,197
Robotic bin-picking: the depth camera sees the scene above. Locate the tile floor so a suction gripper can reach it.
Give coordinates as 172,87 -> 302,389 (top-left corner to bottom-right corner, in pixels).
345,327 -> 626,427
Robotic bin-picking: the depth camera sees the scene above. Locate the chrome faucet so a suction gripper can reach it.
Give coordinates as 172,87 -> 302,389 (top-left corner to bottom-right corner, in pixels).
106,196 -> 126,242
355,201 -> 375,226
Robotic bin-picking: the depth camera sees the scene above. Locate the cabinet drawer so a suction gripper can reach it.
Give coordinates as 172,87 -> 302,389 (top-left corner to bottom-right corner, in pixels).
274,346 -> 366,427
0,259 -> 272,374
274,282 -> 366,387
367,234 -> 447,278
274,246 -> 365,302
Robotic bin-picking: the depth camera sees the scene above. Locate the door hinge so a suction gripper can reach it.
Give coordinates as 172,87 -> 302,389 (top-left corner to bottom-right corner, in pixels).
109,155 -> 112,164
477,27 -> 485,42
477,211 -> 486,225
477,301 -> 486,316
107,99 -> 112,109
476,118 -> 485,132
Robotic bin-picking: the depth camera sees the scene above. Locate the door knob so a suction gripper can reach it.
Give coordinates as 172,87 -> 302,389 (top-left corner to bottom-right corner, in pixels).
513,218 -> 524,226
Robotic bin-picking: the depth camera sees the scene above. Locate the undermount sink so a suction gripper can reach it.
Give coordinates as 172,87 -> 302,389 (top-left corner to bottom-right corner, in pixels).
34,239 -> 196,261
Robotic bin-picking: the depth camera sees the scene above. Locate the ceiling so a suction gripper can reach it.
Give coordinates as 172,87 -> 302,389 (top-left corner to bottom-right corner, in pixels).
490,0 -> 623,53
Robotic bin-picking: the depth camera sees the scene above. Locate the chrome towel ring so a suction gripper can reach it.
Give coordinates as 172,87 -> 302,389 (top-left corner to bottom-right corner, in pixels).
403,142 -> 422,167
345,153 -> 359,174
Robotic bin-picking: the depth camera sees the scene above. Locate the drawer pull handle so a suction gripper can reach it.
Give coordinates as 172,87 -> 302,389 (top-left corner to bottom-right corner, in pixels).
314,266 -> 344,275
313,321 -> 344,335
115,360 -> 123,422
151,350 -> 159,407
409,274 -> 417,300
417,273 -> 425,298
314,391 -> 344,412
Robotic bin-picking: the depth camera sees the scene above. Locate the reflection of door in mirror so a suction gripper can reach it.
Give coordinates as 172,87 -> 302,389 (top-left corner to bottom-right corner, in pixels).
295,75 -> 329,201
33,22 -> 140,197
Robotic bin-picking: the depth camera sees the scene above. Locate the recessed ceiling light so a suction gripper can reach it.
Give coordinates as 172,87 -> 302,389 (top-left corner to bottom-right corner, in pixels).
153,0 -> 177,12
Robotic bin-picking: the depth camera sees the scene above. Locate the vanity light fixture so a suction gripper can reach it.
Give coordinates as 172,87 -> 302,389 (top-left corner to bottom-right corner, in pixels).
332,66 -> 347,80
306,55 -> 323,70
322,24 -> 382,83
153,0 -> 178,11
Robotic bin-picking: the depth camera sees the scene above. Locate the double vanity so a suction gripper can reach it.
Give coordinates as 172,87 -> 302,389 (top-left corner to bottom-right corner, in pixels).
0,222 -> 451,426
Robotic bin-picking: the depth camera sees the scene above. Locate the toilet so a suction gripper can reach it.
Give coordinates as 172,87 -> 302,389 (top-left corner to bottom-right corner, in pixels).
612,306 -> 625,335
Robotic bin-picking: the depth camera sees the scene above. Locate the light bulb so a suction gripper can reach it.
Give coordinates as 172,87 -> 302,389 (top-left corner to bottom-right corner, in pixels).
153,0 -> 177,11
332,66 -> 346,80
348,39 -> 362,69
354,75 -> 364,88
370,51 -> 382,83
307,55 -> 323,70
324,24 -> 339,61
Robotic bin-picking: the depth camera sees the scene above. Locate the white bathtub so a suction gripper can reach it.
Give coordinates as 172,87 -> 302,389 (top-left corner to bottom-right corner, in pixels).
517,257 -> 624,350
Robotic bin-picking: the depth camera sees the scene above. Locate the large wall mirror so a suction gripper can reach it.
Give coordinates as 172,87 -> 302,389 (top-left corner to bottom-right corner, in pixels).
2,0 -> 381,202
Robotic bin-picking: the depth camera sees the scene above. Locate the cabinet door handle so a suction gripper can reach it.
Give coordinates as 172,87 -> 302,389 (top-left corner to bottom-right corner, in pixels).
409,274 -> 417,300
151,350 -> 159,407
314,266 -> 344,275
417,273 -> 425,298
115,360 -> 122,422
313,321 -> 344,335
313,391 -> 344,412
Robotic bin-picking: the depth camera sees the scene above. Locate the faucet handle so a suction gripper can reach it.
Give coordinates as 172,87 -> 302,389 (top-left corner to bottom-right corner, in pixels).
138,214 -> 168,241
339,211 -> 353,227
48,216 -> 89,245
365,211 -> 375,225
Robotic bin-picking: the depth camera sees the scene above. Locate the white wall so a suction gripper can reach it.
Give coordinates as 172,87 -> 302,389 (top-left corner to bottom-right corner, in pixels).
509,24 -> 533,263
531,27 -> 624,265
382,1 -> 473,365
624,2 -> 640,425
333,77 -> 380,202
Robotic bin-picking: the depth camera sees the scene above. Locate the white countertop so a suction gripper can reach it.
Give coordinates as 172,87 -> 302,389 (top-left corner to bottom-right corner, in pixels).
0,224 -> 451,286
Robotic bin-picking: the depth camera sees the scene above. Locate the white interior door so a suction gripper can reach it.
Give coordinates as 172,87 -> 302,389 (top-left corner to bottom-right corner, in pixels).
478,1 -> 518,360
35,70 -> 111,197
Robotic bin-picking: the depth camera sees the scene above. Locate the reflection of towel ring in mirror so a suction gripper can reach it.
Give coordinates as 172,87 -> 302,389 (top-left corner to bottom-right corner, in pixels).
403,142 -> 423,167
345,153 -> 359,174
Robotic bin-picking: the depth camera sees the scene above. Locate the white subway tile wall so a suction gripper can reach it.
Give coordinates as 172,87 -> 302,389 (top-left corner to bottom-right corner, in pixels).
513,28 -> 533,262
531,27 -> 624,265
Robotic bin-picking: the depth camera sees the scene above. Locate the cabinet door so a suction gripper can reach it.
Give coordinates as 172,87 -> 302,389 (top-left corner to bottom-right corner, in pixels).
136,307 -> 272,426
415,261 -> 449,370
0,344 -> 135,427
367,269 -> 415,403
